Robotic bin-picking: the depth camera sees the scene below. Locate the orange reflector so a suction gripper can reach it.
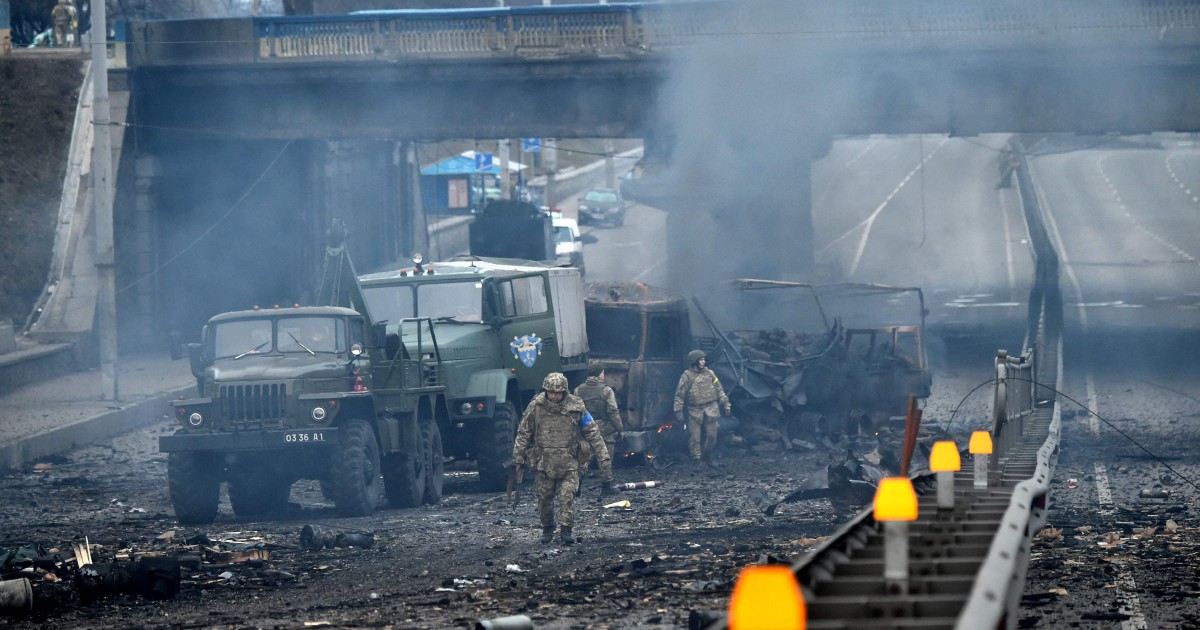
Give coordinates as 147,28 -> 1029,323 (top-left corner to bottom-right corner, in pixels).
728,565 -> 806,630
969,430 -> 993,455
874,477 -> 918,522
929,441 -> 962,472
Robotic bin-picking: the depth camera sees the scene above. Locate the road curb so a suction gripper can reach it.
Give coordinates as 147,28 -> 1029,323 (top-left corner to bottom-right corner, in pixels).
0,384 -> 195,472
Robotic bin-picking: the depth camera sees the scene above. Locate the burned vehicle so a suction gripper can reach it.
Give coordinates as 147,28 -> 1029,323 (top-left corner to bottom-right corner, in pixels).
583,282 -> 691,440
162,228 -> 445,524
696,279 -> 932,443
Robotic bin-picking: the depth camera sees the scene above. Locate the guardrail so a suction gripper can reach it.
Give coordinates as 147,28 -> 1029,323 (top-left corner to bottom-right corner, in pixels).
123,0 -> 1200,67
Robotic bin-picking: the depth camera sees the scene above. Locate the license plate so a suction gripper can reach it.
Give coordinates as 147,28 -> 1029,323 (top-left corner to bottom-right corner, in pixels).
283,431 -> 328,444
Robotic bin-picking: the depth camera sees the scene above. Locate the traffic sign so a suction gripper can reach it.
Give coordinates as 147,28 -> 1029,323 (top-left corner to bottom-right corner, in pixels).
474,152 -> 494,171
522,138 -> 541,153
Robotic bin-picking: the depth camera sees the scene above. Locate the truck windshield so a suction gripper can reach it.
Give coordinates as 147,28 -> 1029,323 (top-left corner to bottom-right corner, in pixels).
213,319 -> 274,359
363,281 -> 483,324
554,226 -> 574,243
212,317 -> 344,359
277,317 -> 343,354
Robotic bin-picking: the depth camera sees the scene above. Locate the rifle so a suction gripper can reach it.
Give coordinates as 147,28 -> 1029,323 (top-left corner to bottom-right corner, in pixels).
504,459 -> 525,507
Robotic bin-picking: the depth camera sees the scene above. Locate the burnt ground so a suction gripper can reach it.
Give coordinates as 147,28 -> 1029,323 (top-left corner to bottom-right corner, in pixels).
0,421 -> 843,629
0,54 -> 82,328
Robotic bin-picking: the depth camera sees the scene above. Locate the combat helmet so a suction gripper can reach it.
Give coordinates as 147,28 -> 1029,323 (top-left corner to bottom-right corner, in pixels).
542,372 -> 569,393
687,349 -> 706,365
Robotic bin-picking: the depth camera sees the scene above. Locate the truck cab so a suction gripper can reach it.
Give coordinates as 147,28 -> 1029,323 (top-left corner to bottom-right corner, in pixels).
358,256 -> 588,490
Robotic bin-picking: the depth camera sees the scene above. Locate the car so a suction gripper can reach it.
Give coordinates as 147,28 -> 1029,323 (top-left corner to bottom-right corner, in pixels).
576,188 -> 626,227
552,216 -> 585,275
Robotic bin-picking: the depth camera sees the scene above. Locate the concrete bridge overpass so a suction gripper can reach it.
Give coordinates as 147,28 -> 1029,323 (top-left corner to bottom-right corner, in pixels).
84,0 -> 1200,346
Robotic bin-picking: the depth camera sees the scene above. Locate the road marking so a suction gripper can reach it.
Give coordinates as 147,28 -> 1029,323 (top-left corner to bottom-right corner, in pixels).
1094,462 -> 1113,509
1117,573 -> 1148,630
633,256 -> 667,282
1086,372 -> 1099,435
817,136 -> 948,276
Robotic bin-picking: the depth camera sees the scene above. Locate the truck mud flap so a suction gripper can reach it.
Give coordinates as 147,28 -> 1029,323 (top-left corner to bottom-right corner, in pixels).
159,428 -> 340,452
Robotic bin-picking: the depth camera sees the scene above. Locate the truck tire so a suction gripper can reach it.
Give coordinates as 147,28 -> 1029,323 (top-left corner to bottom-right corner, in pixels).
168,451 -> 222,525
383,415 -> 427,509
228,468 -> 292,517
328,419 -> 384,517
475,401 -> 515,492
423,420 -> 445,504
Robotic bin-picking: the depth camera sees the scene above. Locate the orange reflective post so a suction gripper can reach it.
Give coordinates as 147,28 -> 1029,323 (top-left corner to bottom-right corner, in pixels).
728,565 -> 806,630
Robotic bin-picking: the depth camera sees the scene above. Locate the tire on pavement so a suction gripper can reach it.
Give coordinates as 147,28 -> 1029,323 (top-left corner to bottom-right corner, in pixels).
423,419 -> 445,504
475,401 -> 516,492
328,418 -> 384,516
168,451 -> 223,525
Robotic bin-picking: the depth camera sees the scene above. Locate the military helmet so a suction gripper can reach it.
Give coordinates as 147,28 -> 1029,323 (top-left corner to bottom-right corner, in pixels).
687,349 -> 706,365
542,372 -> 569,393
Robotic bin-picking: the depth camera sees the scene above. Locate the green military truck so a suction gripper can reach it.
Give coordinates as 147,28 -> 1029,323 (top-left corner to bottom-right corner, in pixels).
161,229 -> 447,524
358,256 -> 589,491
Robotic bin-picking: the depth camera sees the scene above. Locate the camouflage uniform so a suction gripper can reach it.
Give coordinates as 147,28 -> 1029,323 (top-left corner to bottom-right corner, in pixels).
52,0 -> 76,47
574,375 -> 623,484
513,374 -> 609,542
674,355 -> 730,461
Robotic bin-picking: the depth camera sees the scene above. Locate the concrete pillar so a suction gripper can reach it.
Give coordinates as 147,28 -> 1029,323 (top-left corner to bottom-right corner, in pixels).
129,155 -> 159,349
397,140 -> 428,260
498,139 -> 512,200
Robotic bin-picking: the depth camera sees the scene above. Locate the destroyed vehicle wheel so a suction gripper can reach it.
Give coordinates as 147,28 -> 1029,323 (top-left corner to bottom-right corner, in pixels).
423,419 -> 444,504
329,419 -> 383,517
168,451 -> 222,525
475,401 -> 515,493
228,467 -> 292,517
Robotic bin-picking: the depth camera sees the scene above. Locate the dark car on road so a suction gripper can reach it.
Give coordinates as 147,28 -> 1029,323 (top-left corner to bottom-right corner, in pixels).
577,188 -> 626,227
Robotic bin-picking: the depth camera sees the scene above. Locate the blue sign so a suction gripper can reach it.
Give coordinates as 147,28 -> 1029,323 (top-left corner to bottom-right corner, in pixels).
510,334 -> 543,368
474,152 -> 494,172
522,138 -> 541,153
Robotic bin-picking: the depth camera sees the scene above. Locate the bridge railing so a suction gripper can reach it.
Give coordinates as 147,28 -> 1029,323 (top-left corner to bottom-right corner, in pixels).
125,0 -> 1200,67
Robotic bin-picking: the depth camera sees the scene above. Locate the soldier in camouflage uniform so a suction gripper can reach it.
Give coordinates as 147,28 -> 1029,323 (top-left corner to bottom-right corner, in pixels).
514,372 -> 610,545
574,364 -> 624,496
674,350 -> 730,464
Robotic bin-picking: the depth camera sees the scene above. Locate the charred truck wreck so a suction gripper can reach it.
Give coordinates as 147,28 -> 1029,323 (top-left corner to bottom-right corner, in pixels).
581,280 -> 931,459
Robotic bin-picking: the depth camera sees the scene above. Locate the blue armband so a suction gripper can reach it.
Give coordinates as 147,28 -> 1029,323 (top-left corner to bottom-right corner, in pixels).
580,411 -> 594,427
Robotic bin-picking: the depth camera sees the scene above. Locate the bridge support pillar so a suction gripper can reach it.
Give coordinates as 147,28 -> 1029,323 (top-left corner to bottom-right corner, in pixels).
121,154 -> 161,352
397,140 -> 428,261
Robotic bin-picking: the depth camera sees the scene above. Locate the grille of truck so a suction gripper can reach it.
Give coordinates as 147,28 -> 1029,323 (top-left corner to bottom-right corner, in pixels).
219,382 -> 288,427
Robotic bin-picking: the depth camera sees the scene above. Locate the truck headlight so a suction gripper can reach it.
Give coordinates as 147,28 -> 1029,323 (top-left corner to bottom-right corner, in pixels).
311,406 -> 328,422
187,412 -> 204,428
460,402 -> 473,415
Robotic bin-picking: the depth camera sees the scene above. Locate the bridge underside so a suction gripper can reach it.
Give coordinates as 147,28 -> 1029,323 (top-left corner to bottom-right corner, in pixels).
119,45 -> 1200,346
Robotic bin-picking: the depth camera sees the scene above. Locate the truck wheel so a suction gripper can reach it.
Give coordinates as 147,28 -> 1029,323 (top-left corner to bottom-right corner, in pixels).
476,401 -> 515,492
329,419 -> 384,517
383,416 -> 426,509
228,469 -> 292,517
423,420 -> 444,504
168,452 -> 222,525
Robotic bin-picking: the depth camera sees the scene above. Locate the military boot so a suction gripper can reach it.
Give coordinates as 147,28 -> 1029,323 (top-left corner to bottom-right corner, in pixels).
600,481 -> 615,496
560,526 -> 574,545
540,526 -> 554,544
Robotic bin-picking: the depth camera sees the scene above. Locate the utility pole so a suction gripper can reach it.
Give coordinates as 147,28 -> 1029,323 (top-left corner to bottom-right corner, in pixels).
91,0 -> 118,400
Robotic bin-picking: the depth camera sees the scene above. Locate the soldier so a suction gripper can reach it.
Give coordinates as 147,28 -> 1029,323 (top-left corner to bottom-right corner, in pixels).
674,350 -> 730,465
52,0 -> 76,47
574,364 -> 624,496
513,372 -> 610,545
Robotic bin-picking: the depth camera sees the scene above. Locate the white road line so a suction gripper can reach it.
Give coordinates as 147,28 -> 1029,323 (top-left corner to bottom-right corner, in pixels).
1118,573 -> 1148,630
1032,157 -> 1089,329
1094,462 -> 1113,509
632,256 -> 667,282
818,136 -> 948,276
1086,372 -> 1099,435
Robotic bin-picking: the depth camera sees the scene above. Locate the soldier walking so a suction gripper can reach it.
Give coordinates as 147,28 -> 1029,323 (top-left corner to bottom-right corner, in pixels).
674,350 -> 730,465
513,372 -> 610,545
574,364 -> 624,496
52,0 -> 76,47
